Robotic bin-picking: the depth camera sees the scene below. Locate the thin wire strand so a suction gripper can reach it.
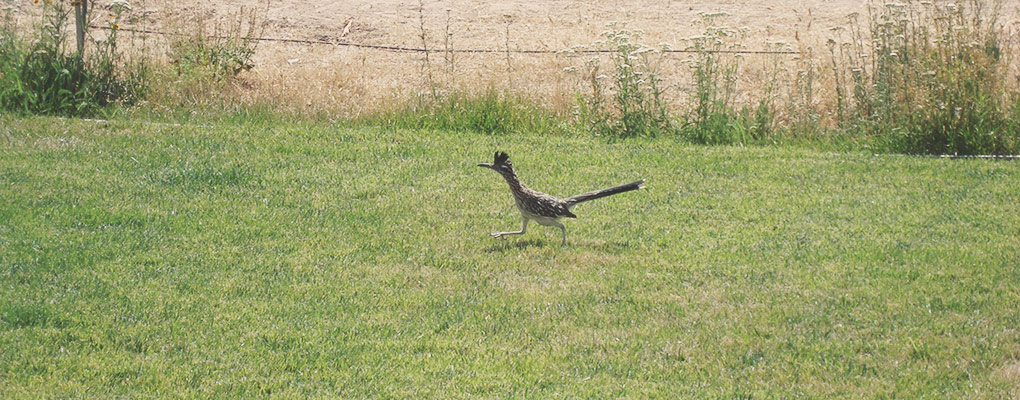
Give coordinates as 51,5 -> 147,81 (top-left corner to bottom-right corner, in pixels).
92,25 -> 801,55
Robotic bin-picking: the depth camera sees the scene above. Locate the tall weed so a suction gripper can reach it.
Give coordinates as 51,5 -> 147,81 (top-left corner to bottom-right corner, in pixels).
679,14 -> 788,145
681,14 -> 748,144
573,26 -> 675,138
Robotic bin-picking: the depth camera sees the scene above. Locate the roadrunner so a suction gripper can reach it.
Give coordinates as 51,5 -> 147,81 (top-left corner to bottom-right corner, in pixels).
478,151 -> 645,244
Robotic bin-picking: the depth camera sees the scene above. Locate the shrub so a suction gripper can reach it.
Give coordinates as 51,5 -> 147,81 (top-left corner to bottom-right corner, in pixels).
0,1 -> 146,116
832,0 -> 1019,155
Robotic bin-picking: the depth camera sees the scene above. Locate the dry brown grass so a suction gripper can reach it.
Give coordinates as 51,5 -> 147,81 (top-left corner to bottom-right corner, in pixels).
5,0 -> 1020,122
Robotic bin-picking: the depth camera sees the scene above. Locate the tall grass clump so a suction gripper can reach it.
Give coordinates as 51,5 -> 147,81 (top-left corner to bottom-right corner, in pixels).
573,25 -> 675,138
832,0 -> 1019,155
0,1 -> 146,116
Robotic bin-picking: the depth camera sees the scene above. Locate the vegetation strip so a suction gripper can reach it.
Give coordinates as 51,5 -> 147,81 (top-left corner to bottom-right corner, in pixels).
3,0 -> 1018,156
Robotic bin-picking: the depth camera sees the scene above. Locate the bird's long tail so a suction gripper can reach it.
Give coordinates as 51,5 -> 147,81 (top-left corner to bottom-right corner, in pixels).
565,179 -> 645,205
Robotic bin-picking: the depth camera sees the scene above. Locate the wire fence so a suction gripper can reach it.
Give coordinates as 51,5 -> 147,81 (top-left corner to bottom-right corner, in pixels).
93,25 -> 801,56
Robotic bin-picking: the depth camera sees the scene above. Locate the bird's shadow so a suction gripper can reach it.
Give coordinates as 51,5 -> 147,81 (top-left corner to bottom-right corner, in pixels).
483,238 -> 546,252
483,238 -> 632,253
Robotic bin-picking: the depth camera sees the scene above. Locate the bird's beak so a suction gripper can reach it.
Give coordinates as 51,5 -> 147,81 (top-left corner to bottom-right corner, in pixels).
477,163 -> 493,169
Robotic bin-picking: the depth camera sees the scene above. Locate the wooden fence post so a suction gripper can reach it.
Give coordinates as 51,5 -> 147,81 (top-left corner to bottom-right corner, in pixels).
74,0 -> 88,56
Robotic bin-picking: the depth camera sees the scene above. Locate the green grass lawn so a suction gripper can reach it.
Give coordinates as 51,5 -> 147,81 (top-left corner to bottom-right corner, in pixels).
1,115 -> 1019,398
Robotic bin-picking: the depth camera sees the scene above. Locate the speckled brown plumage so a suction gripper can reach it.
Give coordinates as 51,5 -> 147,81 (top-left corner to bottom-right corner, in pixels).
477,151 -> 644,244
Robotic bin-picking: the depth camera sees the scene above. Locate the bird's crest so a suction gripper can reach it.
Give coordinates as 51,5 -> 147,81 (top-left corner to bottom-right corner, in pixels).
494,151 -> 510,166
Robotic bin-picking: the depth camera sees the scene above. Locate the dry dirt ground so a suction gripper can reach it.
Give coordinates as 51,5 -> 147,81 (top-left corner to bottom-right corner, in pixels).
6,0 -> 1020,116
171,0 -> 871,115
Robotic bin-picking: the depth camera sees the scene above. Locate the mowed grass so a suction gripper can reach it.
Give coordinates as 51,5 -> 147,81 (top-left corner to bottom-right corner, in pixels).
1,115 -> 1019,398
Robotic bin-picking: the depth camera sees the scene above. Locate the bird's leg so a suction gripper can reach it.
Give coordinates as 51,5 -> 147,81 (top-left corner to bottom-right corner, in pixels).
491,217 -> 528,239
550,220 -> 567,245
